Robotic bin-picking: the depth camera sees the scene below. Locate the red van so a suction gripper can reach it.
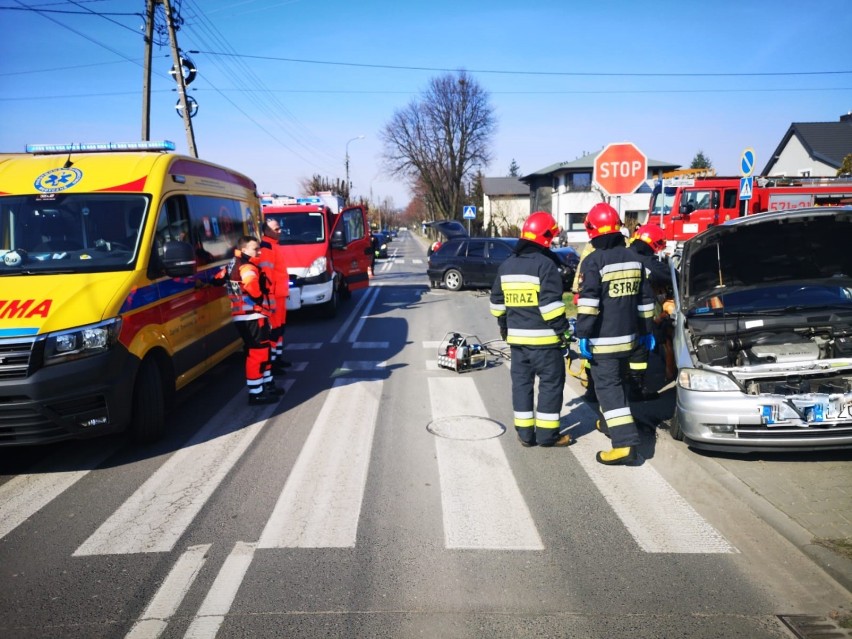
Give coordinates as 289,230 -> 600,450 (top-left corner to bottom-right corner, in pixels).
262,203 -> 372,317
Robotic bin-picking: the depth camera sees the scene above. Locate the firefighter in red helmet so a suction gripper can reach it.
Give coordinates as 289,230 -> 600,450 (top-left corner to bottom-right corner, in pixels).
575,203 -> 655,464
490,211 -> 573,448
626,223 -> 671,401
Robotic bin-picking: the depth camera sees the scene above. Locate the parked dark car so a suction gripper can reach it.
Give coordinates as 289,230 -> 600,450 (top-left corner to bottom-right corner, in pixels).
427,236 -> 519,291
371,232 -> 389,259
552,246 -> 580,292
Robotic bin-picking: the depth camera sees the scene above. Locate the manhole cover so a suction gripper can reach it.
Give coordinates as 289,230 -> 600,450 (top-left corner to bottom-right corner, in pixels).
426,415 -> 506,441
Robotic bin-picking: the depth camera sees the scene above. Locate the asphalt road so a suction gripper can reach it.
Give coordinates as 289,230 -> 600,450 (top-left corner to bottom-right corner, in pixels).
0,229 -> 849,639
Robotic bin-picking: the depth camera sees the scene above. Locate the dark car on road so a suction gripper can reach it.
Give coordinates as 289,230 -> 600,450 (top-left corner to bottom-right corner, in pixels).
371,232 -> 389,259
426,221 -> 518,291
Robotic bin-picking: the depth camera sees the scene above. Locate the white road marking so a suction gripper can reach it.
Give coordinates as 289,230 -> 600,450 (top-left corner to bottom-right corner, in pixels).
183,541 -> 256,639
428,377 -> 543,550
284,342 -> 323,350
411,259 -> 423,265
74,395 -> 279,556
337,361 -> 387,373
422,341 -> 442,349
331,286 -> 378,344
348,286 -> 382,344
258,377 -> 382,548
569,434 -> 736,553
353,341 -> 389,349
0,447 -> 115,541
281,361 -> 308,372
125,544 -> 211,639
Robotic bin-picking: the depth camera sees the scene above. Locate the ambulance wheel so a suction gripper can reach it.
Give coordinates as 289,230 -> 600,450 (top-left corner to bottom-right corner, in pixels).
131,358 -> 166,443
668,411 -> 684,441
443,269 -> 463,291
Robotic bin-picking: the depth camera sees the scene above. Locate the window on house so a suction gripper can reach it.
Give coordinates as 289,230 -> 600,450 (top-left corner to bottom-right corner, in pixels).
570,173 -> 591,190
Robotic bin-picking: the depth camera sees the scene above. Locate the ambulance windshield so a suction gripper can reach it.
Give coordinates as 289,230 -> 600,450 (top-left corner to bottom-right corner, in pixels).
0,194 -> 148,273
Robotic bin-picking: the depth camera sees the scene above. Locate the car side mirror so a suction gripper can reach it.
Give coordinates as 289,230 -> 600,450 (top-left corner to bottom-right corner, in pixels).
680,203 -> 694,215
161,240 -> 196,277
331,228 -> 346,249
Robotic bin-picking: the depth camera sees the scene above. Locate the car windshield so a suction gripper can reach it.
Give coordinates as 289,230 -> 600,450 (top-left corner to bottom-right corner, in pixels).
266,212 -> 325,244
0,193 -> 148,274
690,283 -> 852,315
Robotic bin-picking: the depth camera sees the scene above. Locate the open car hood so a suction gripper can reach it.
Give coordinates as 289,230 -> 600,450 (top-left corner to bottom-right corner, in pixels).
425,220 -> 468,240
680,207 -> 852,310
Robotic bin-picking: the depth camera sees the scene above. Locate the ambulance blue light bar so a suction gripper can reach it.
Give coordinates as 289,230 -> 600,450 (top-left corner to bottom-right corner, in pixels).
26,141 -> 176,154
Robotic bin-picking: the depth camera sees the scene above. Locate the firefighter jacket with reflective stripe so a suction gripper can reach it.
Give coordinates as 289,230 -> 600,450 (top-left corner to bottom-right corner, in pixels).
490,243 -> 570,347
226,249 -> 270,321
574,245 -> 654,359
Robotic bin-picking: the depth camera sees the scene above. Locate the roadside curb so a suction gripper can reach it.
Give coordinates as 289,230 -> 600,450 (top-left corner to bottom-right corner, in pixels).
669,438 -> 852,595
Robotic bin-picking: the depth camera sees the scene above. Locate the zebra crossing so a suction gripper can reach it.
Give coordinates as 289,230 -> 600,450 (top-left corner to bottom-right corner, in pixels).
1,341 -> 735,557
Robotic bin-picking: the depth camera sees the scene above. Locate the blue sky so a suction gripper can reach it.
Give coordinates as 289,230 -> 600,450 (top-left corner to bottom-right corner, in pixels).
1,0 -> 850,210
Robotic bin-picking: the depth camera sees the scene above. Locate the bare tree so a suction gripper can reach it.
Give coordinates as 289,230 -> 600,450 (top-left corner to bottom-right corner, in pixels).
380,70 -> 496,221
299,174 -> 349,201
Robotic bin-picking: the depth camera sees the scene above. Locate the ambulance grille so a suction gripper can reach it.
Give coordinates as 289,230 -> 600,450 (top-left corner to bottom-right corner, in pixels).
0,338 -> 34,380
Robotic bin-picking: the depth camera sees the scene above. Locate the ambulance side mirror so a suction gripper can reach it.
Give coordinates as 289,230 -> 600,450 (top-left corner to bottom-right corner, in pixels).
161,240 -> 196,278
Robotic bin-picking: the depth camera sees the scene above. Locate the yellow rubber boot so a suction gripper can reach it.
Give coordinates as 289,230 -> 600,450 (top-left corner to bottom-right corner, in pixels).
595,447 -> 637,466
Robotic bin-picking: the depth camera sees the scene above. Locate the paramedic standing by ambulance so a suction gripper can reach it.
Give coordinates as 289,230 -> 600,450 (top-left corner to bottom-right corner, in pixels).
575,203 -> 655,465
490,211 -> 573,448
259,218 -> 291,372
221,236 -> 279,405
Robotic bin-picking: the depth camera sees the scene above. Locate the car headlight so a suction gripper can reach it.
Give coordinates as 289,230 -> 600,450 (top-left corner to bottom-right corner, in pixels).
677,367 -> 741,392
305,256 -> 327,278
43,318 -> 122,366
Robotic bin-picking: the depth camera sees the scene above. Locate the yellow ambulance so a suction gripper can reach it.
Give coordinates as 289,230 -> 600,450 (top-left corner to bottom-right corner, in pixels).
0,141 -> 261,445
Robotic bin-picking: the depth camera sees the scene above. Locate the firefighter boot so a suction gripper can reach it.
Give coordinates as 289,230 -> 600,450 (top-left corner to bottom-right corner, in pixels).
595,447 -> 638,466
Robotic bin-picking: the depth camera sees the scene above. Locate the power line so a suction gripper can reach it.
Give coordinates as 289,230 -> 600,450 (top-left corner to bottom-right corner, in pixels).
5,87 -> 850,101
188,51 -> 852,78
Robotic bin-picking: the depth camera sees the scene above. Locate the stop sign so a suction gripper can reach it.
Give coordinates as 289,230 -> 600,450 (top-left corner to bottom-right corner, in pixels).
593,142 -> 648,196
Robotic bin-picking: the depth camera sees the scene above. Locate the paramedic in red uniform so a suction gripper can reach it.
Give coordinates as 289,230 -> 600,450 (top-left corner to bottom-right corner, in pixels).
259,218 -> 292,373
222,236 -> 279,405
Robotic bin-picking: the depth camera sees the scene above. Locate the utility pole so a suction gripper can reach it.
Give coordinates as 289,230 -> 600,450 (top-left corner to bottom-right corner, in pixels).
162,0 -> 198,156
141,0 -> 155,140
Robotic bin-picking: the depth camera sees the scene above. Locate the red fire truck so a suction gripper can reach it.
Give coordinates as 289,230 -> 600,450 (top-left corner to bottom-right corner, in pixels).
647,173 -> 852,243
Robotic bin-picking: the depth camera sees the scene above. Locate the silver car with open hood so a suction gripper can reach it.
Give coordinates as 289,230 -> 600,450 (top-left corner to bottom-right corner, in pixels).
669,206 -> 852,452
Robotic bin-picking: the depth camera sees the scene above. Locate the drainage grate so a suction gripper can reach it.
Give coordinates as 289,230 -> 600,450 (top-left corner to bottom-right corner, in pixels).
779,615 -> 852,639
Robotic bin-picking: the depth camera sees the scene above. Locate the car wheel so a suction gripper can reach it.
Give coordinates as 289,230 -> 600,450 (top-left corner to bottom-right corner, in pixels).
668,411 -> 684,441
131,357 -> 166,443
321,283 -> 340,318
443,269 -> 463,291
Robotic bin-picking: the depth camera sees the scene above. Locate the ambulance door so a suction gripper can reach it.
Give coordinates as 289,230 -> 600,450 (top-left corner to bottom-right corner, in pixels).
331,205 -> 372,292
153,196 -> 206,381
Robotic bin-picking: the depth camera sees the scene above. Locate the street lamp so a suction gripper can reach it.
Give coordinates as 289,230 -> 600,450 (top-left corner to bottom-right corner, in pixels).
345,135 -> 365,201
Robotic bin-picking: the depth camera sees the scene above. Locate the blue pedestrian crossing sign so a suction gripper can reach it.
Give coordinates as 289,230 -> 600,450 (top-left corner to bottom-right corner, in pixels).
463,205 -> 476,219
739,176 -> 753,200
